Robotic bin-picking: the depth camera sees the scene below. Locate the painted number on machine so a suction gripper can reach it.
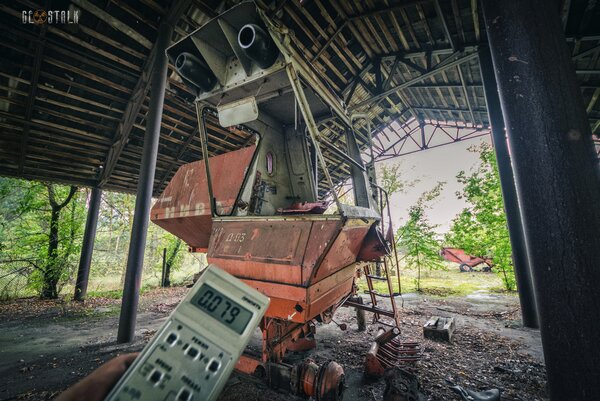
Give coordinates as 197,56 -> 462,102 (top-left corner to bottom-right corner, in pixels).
225,232 -> 246,243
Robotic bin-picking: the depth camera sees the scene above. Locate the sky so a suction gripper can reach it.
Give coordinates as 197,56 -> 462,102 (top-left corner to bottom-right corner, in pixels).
379,135 -> 491,234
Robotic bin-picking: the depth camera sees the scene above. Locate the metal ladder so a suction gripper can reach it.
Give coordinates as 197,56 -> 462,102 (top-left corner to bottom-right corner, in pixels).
348,185 -> 403,328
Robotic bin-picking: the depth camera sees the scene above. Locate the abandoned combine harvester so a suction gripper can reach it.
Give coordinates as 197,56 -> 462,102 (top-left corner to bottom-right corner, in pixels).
151,2 -> 411,399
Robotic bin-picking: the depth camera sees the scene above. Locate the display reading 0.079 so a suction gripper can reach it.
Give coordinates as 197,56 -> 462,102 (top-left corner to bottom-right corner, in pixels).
191,284 -> 253,334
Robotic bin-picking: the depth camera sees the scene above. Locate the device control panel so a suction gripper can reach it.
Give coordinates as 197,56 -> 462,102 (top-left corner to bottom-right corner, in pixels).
104,264 -> 269,401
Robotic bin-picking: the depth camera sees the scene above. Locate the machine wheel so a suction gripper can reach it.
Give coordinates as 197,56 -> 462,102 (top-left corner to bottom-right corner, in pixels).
316,361 -> 345,401
459,264 -> 472,272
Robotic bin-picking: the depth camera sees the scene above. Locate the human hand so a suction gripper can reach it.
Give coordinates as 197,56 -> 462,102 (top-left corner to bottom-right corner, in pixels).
54,353 -> 138,401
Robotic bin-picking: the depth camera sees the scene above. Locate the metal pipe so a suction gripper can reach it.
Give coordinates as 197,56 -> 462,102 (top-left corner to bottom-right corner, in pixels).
175,52 -> 217,93
117,20 -> 172,344
478,45 -> 539,329
238,24 -> 279,69
196,105 -> 216,216
73,187 -> 102,301
481,1 -> 600,398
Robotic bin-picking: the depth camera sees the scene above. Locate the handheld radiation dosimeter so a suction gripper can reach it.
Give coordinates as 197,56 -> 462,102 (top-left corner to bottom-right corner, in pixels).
104,264 -> 269,401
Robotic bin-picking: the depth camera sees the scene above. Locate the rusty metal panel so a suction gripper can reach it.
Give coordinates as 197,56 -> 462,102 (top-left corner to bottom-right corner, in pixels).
153,214 -> 213,250
311,219 -> 372,283
151,146 -> 256,248
305,264 -> 355,318
234,265 -> 355,324
207,219 -> 312,285
301,220 -> 344,285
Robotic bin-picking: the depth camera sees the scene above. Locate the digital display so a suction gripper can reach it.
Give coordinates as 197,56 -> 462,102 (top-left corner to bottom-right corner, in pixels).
191,285 -> 253,334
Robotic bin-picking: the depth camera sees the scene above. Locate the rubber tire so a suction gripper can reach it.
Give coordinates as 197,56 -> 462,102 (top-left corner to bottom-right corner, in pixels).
459,264 -> 472,272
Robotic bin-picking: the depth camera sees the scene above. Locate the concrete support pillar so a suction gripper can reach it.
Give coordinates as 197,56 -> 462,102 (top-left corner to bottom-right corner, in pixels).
117,21 -> 172,343
74,187 -> 102,301
481,1 -> 600,399
478,46 -> 539,329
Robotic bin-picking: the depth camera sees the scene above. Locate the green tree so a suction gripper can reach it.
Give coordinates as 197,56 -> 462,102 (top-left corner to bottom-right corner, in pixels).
377,161 -> 420,207
161,236 -> 184,287
445,143 -> 516,290
396,183 -> 446,291
0,179 -> 85,298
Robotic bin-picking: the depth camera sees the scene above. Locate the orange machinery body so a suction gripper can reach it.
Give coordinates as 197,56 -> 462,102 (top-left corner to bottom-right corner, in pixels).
151,148 -> 375,343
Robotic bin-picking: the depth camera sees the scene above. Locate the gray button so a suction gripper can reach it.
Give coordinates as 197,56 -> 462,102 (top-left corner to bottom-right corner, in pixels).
165,332 -> 178,345
148,369 -> 163,385
186,347 -> 199,358
177,388 -> 193,401
208,359 -> 220,373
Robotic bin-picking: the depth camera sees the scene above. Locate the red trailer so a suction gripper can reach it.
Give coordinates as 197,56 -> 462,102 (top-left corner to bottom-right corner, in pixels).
440,247 -> 493,272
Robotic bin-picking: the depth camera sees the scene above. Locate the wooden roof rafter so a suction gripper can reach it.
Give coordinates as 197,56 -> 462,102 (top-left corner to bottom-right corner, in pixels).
0,0 -> 598,197
98,0 -> 195,187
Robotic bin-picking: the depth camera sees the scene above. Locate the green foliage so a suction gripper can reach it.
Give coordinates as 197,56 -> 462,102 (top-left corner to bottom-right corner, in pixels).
0,178 -> 198,300
0,179 -> 85,298
396,183 -> 446,291
445,143 -> 516,291
159,235 -> 185,287
93,192 -> 190,289
377,161 -> 420,206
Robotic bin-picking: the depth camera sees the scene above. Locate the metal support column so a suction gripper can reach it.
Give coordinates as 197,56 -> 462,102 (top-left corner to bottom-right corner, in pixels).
481,1 -> 600,399
74,187 -> 102,301
478,46 -> 539,329
117,21 -> 172,343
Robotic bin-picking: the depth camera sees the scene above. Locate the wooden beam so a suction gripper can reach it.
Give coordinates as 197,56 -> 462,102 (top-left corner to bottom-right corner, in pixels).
410,105 -> 486,113
98,0 -> 193,187
457,63 -> 475,122
311,21 -> 348,62
379,45 -> 479,61
434,0 -> 457,51
397,57 -> 427,74
451,0 -> 466,44
383,56 -> 401,90
19,23 -> 48,174
471,0 -> 480,42
156,127 -> 199,191
71,0 -> 153,49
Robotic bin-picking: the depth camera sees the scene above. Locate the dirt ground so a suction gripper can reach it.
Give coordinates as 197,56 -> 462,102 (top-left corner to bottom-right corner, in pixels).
0,287 -> 547,401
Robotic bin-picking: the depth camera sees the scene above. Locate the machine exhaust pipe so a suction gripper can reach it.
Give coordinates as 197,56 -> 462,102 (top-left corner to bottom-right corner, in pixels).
175,52 -> 217,93
238,24 -> 279,69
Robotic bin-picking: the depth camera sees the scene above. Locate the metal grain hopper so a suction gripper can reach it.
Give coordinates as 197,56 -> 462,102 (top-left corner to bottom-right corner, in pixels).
151,2 -> 395,399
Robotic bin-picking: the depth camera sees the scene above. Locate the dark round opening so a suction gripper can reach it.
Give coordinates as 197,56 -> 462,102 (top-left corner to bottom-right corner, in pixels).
175,53 -> 186,69
239,25 -> 256,48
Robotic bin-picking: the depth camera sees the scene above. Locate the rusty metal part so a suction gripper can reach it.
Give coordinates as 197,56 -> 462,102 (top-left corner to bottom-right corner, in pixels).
300,360 -> 345,401
358,224 -> 390,262
287,335 -> 317,352
151,146 -> 257,249
206,217 -> 370,286
440,247 -> 493,270
316,361 -> 345,401
365,327 -> 421,378
236,356 -> 345,400
332,319 -> 347,331
277,201 -> 329,214
383,368 -> 422,401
